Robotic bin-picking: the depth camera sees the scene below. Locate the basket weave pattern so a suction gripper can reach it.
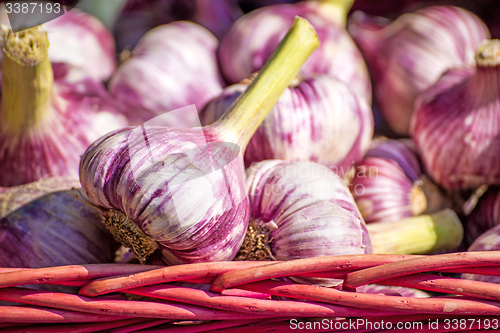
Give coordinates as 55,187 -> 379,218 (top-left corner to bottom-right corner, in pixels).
1,252 -> 500,332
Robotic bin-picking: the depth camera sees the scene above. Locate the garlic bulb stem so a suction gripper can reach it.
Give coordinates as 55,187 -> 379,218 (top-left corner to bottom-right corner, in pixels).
1,27 -> 53,133
319,0 -> 354,26
367,209 -> 463,255
214,17 -> 319,148
476,39 -> 500,67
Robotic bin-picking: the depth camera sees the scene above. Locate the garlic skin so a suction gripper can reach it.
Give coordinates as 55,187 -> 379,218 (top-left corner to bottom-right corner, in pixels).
466,187 -> 500,245
411,40 -> 500,190
218,0 -> 372,102
0,179 -> 118,268
44,9 -> 117,82
109,21 -> 224,126
0,177 -> 80,218
351,139 -> 427,223
0,28 -> 127,187
201,75 -> 373,175
348,6 -> 490,135
243,160 -> 371,262
80,127 -> 248,265
114,0 -> 241,50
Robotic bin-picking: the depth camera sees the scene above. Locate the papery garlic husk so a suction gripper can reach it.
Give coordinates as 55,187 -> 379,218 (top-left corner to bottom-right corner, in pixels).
240,160 -> 371,286
411,39 -> 500,190
465,187 -> 500,246
218,0 -> 372,102
461,223 -> 500,284
79,17 -> 319,265
348,6 -> 490,135
0,178 -> 119,269
109,21 -> 224,126
351,138 -> 446,223
0,28 -> 127,187
201,74 -> 373,176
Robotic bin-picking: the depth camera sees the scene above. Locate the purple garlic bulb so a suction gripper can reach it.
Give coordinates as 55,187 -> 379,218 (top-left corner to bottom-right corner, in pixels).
0,27 -> 127,187
348,6 -> 490,135
80,127 -> 249,265
218,0 -> 372,102
351,139 -> 428,223
411,40 -> 500,189
241,160 -> 371,285
201,74 -> 373,176
0,178 -> 118,269
109,21 -> 224,126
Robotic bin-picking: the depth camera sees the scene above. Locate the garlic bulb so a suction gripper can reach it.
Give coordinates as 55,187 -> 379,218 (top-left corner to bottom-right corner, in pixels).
79,17 -> 319,265
241,160 -> 371,264
201,74 -> 373,175
411,40 -> 500,189
109,21 -> 224,126
351,139 -> 445,223
0,178 -> 118,268
0,27 -> 127,187
218,0 -> 372,102
348,6 -> 490,135
466,187 -> 500,245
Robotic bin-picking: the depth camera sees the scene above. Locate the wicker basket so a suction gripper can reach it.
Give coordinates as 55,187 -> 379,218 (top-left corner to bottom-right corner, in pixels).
1,251 -> 500,332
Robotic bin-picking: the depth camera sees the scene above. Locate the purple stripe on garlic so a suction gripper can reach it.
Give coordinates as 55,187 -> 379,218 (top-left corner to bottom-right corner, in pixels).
201,74 -> 373,176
